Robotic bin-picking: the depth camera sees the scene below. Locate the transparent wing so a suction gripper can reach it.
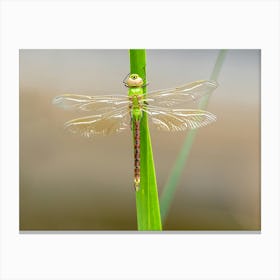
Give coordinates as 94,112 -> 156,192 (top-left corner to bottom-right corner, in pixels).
53,94 -> 130,114
145,80 -> 218,107
143,105 -> 216,131
64,106 -> 131,137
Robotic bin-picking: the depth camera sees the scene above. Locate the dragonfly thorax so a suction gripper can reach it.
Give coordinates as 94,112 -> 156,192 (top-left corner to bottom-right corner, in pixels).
128,86 -> 143,97
129,90 -> 144,121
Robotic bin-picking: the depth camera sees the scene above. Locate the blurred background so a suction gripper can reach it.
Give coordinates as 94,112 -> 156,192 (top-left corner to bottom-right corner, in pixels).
19,49 -> 260,230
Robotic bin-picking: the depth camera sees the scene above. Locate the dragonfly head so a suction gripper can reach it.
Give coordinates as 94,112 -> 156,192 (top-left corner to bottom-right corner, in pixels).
125,74 -> 144,88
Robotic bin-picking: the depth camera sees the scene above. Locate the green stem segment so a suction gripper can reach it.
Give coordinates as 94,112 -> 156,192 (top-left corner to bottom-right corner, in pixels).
129,49 -> 162,231
160,50 -> 228,223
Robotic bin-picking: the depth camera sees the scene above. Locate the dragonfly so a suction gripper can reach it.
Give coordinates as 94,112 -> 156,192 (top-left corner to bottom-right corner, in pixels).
53,74 -> 218,191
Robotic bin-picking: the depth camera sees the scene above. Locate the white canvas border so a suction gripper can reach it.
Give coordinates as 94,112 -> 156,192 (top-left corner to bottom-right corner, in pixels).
0,1 -> 279,279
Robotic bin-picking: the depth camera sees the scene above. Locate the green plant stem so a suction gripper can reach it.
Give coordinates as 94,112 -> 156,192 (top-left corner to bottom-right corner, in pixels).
160,50 -> 228,224
130,49 -> 162,231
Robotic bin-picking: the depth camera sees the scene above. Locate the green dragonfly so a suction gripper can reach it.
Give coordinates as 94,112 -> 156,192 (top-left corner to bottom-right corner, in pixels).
53,74 -> 217,191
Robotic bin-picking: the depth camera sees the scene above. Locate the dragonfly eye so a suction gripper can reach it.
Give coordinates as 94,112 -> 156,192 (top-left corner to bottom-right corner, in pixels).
126,74 -> 143,87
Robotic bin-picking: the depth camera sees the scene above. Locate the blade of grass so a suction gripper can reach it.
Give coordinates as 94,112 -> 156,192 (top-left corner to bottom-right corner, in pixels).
130,49 -> 162,231
160,50 -> 228,224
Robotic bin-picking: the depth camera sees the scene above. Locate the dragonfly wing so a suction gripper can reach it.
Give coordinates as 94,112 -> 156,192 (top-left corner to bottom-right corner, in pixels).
53,94 -> 130,114
145,80 -> 218,107
143,105 -> 216,131
64,106 -> 131,137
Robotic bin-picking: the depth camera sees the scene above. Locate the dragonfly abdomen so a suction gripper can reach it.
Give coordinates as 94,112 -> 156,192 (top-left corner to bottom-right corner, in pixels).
134,120 -> 141,191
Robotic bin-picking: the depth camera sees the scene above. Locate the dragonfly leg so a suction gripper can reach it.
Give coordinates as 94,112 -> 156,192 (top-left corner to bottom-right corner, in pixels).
141,82 -> 149,88
123,73 -> 131,87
